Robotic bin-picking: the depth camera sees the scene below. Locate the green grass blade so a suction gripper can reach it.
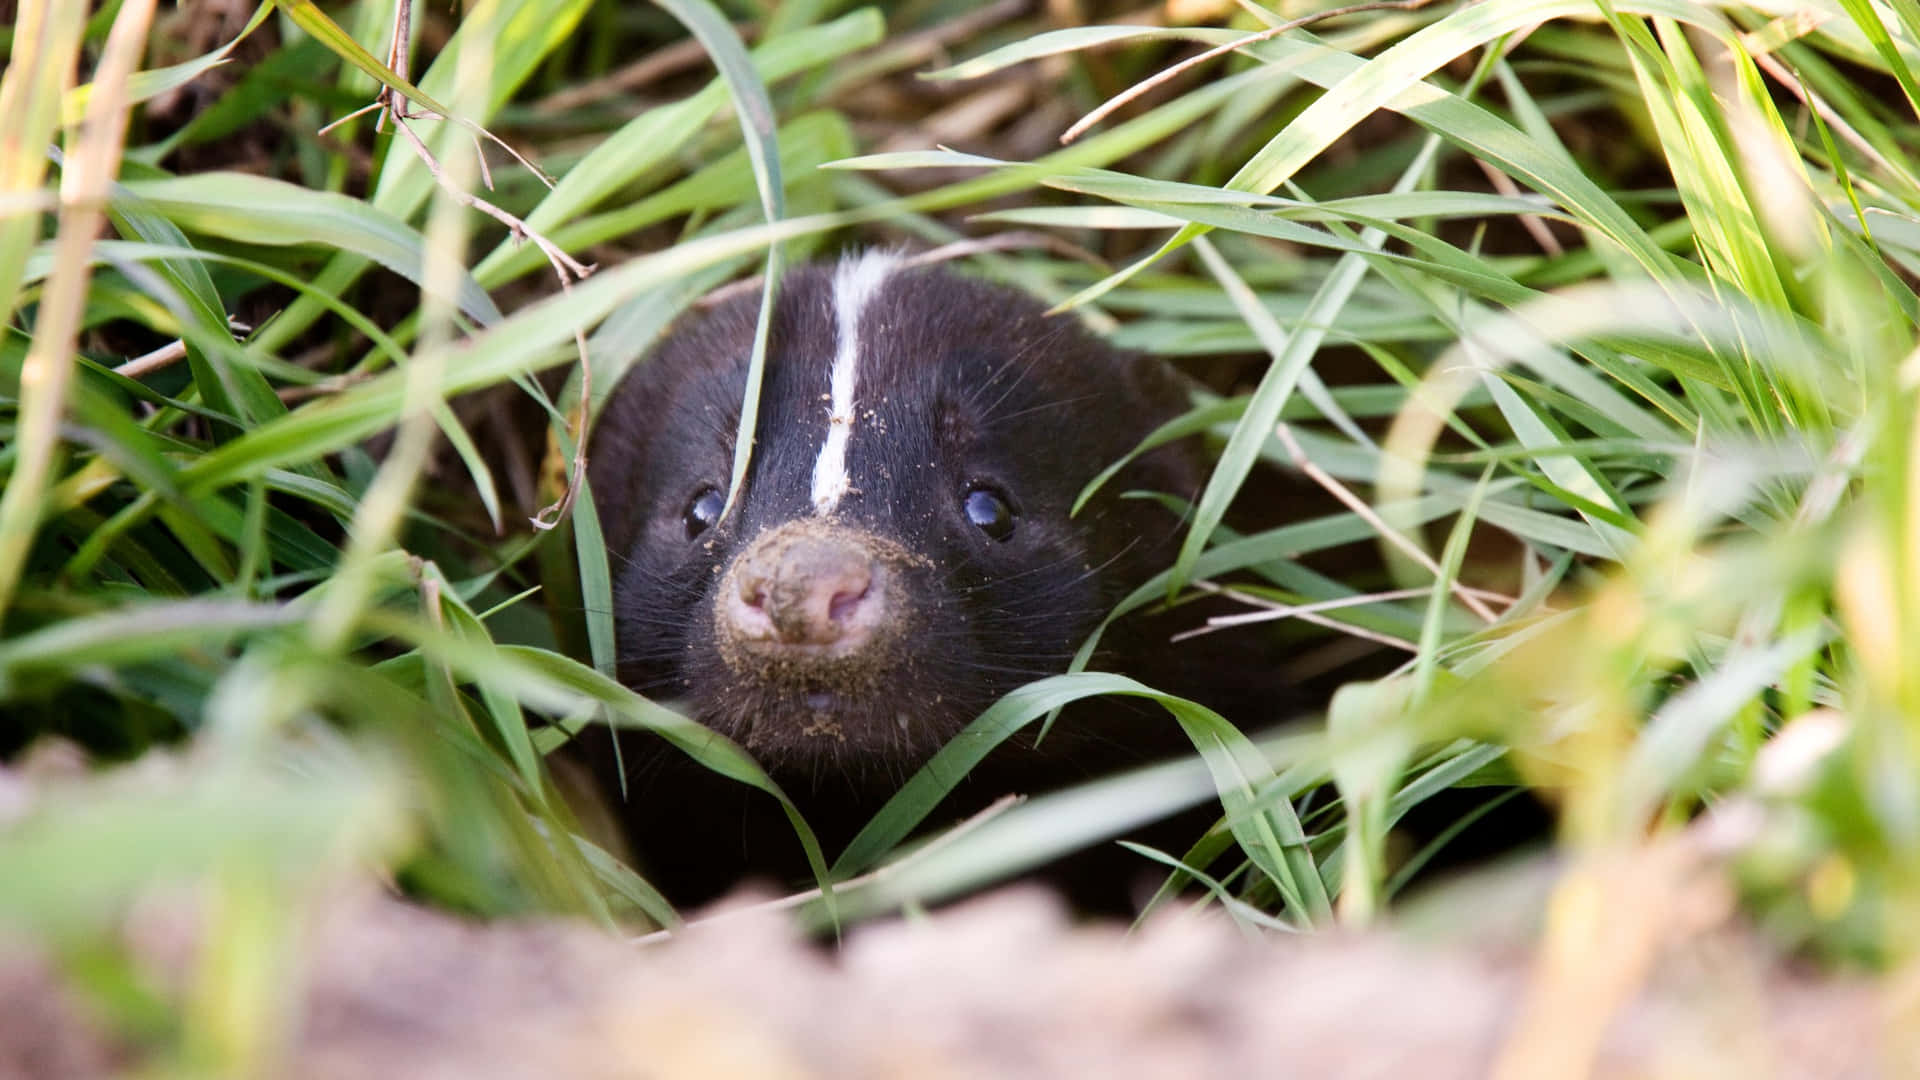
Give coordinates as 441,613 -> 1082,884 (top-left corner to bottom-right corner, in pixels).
122,174 -> 502,326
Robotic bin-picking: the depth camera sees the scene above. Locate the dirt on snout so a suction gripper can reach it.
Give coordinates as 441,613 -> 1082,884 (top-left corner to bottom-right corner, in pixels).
714,518 -> 933,684
0,876 -> 1900,1080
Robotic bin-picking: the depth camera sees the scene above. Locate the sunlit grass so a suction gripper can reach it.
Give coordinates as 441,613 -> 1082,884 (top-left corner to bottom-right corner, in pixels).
6,0 -> 1920,1066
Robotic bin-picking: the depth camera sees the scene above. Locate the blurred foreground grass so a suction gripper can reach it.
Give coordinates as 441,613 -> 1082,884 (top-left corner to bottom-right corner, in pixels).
6,0 -> 1920,1065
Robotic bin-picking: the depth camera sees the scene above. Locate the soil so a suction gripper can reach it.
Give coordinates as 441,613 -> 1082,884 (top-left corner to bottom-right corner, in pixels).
0,873 -> 1897,1080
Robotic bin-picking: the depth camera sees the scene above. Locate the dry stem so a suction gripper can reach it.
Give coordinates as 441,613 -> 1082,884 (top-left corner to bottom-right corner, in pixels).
1274,423 -> 1502,623
319,1 -> 597,531
1173,582 -> 1517,644
0,0 -> 157,617
1179,580 -> 1420,651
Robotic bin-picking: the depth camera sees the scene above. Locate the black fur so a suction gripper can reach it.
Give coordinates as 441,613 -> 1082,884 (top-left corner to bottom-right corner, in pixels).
581,258 -> 1265,907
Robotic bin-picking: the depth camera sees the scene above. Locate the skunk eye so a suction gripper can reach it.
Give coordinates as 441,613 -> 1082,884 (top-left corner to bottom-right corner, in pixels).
683,486 -> 724,539
963,486 -> 1016,542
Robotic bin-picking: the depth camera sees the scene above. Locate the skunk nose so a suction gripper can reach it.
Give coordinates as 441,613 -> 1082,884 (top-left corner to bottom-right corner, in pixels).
719,522 -> 889,654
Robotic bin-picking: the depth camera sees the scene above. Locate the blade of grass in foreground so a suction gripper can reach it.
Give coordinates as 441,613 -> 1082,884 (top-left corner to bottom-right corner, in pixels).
256,0 -> 595,352
176,213 -> 847,493
809,749 -> 1282,927
1167,124 -> 1448,597
0,1 -> 87,316
833,672 -> 1333,925
646,0 -> 791,524
0,0 -> 155,620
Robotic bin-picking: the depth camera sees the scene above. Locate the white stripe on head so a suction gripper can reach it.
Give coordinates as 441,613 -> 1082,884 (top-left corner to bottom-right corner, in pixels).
810,250 -> 902,515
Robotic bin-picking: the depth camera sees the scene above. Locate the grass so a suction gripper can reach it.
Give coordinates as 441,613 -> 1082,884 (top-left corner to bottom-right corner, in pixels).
5,0 -> 1920,1063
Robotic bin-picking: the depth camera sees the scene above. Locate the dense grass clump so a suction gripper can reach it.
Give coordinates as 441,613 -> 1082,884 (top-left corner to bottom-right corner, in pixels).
7,0 -> 1920,1058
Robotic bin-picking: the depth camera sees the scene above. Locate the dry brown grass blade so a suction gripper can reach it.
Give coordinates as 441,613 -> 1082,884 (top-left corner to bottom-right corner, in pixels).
1477,159 -> 1564,255
1172,582 -> 1518,646
1178,580 -> 1421,651
0,0 -> 158,619
0,2 -> 89,317
1275,424 -> 1502,623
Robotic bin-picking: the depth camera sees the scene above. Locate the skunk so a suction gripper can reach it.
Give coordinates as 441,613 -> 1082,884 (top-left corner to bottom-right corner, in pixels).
583,253 -> 1276,908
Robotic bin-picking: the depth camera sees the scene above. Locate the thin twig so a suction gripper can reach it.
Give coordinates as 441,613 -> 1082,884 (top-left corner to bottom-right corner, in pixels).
464,117 -> 559,189
387,115 -> 594,529
116,340 -> 186,378
1061,0 -> 1447,144
529,330 -> 593,532
316,100 -> 381,137
389,115 -> 594,281
1278,607 -> 1420,651
1274,423 -> 1502,623
114,315 -> 253,379
1173,582 -> 1517,642
471,129 -> 493,191
1182,580 -> 1421,651
1752,48 -> 1909,187
358,3 -> 557,189
1476,159 -> 1563,255
374,0 -> 409,134
278,372 -> 373,403
320,0 -> 596,530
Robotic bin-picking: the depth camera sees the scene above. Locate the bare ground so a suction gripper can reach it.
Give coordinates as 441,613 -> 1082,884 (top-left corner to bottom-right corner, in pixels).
1,866 -> 1905,1080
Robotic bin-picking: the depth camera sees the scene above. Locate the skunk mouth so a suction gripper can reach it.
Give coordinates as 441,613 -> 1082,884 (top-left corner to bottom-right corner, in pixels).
682,677 -> 954,770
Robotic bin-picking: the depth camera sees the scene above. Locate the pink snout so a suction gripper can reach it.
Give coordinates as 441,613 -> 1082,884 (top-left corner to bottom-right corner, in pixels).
718,522 -> 893,659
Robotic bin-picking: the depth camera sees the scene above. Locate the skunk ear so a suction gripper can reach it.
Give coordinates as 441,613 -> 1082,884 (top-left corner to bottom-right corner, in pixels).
1096,349 -> 1207,511
1050,344 -> 1211,597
